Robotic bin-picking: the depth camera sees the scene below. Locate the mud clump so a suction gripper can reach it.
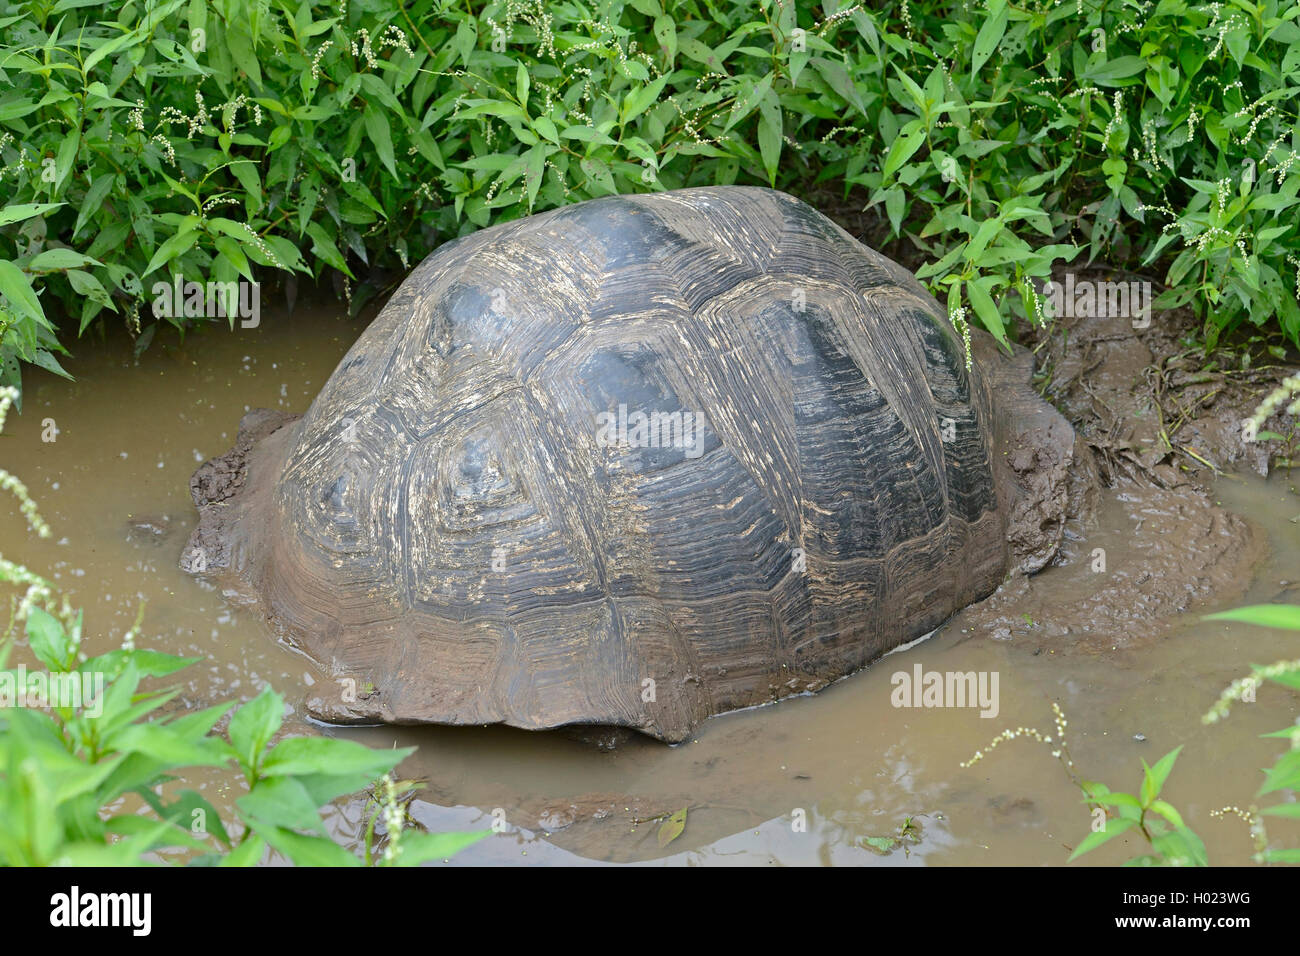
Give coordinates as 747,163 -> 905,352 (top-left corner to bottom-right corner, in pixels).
125,512 -> 176,546
975,336 -> 1100,574
958,268 -> 1279,651
1030,272 -> 1295,486
182,408 -> 299,576
954,483 -> 1262,651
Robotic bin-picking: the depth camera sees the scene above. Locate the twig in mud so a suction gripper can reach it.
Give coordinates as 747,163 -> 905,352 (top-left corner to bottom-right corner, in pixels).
629,802 -> 756,826
1175,444 -> 1225,477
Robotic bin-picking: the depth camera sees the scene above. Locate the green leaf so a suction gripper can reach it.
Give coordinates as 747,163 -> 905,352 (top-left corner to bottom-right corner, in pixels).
252,823 -> 362,866
108,721 -> 228,766
653,16 -> 676,63
515,63 -> 529,106
238,776 -> 329,835
161,701 -> 232,740
67,269 -> 113,315
724,73 -> 772,133
264,236 -> 307,273
218,835 -> 266,866
971,0 -> 1009,77
679,37 -> 720,70
1258,749 -> 1300,796
966,276 -> 1008,346
964,217 -> 1003,263
392,830 -> 491,866
213,236 -> 255,284
28,249 -> 100,271
82,649 -> 196,681
228,161 -> 263,214
1261,848 -> 1300,863
1150,826 -> 1208,867
53,132 -> 79,195
1147,799 -> 1185,830
622,75 -> 669,125
562,125 -> 617,146
531,115 -> 559,143
31,350 -> 73,380
524,144 -> 550,210
138,788 -> 232,848
1139,747 -> 1183,807
0,260 -> 46,326
83,30 -> 139,75
1084,56 -> 1149,85
1086,790 -> 1143,811
142,224 -> 200,278
357,74 -> 404,115
657,806 -> 687,848
261,736 -> 411,778
882,119 -> 926,181
227,686 -> 283,773
305,221 -> 354,278
810,57 -> 866,116
50,754 -> 123,805
363,109 -> 398,181
452,19 -> 476,67
291,771 -> 391,807
1068,817 -> 1137,861
580,157 -> 617,196
757,88 -> 782,186
1205,605 -> 1300,631
884,188 -> 905,235
25,607 -> 71,671
227,23 -> 262,87
0,203 -> 65,227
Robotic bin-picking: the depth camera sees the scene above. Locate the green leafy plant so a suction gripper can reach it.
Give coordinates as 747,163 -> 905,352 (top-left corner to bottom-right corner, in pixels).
961,702 -> 1205,865
966,603 -> 1300,865
859,813 -> 925,857
3,612 -> 365,866
361,772 -> 488,866
1071,746 -> 1207,866
1250,370 -> 1300,465
0,587 -> 490,869
1202,603 -> 1300,865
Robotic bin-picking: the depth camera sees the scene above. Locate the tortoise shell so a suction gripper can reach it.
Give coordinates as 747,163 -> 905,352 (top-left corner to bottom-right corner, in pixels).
185,186 -> 1054,742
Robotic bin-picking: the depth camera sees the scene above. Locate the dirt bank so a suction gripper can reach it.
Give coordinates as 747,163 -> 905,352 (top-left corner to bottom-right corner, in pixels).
953,267 -> 1294,652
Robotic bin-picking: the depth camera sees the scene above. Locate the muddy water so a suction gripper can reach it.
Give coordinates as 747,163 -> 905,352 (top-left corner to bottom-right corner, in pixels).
3,301 -> 1298,866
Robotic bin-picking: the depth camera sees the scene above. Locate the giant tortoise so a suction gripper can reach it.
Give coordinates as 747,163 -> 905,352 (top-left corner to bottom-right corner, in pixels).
183,186 -> 1080,742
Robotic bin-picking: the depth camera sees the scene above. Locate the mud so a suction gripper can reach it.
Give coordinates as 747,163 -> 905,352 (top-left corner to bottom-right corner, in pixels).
182,408 -> 300,577
973,335 -> 1099,573
954,266 -> 1285,650
1029,268 -> 1296,486
952,485 -> 1263,651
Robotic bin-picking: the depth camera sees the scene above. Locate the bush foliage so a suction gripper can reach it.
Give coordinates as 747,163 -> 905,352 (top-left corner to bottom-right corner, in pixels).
0,609 -> 489,865
1,0 -> 1298,400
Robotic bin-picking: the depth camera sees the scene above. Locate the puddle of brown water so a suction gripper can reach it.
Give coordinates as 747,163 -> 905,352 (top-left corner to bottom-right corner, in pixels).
2,303 -> 1297,866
